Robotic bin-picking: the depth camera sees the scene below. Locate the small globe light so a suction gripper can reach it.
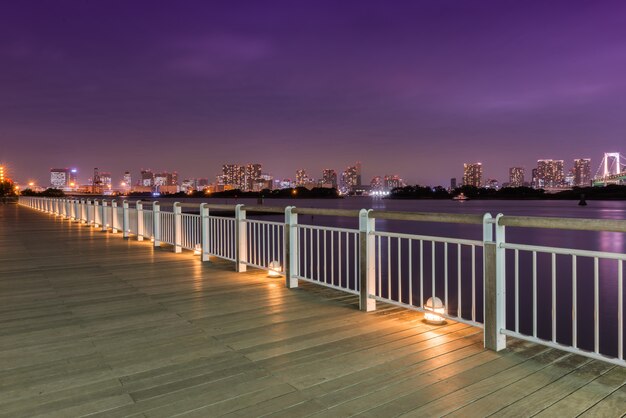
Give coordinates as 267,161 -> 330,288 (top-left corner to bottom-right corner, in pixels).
194,243 -> 202,255
150,236 -> 155,242
268,260 -> 282,277
424,296 -> 446,325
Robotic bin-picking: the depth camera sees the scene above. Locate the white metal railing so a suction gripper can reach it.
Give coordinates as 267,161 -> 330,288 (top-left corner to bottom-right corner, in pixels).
16,196 -> 626,368
181,213 -> 201,251
371,230 -> 484,328
497,214 -> 626,367
296,224 -> 360,295
244,219 -> 285,273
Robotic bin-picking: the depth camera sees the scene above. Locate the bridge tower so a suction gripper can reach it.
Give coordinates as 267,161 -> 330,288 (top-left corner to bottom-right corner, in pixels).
594,152 -> 626,185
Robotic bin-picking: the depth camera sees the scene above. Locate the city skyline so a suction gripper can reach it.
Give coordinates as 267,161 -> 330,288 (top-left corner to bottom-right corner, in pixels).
18,150 -> 614,193
2,1 -> 626,185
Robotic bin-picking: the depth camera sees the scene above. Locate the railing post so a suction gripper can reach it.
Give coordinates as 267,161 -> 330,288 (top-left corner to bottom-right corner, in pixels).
153,201 -> 161,247
484,213 -> 506,351
80,199 -> 86,223
284,206 -> 298,288
235,204 -> 247,272
123,201 -> 130,238
65,199 -> 71,219
136,200 -> 144,241
101,200 -> 108,232
359,209 -> 376,312
173,202 -> 182,253
93,200 -> 100,227
86,200 -> 91,225
200,203 -> 210,262
111,200 -> 118,233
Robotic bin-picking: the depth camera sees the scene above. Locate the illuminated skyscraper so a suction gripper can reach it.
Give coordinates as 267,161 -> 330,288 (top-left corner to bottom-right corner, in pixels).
370,176 -> 383,191
573,158 -> 591,186
245,164 -> 262,191
463,163 -> 482,187
295,169 -> 308,186
50,168 -> 70,189
322,169 -> 337,188
536,159 -> 564,187
0,165 -> 5,182
342,162 -> 362,193
141,169 -> 154,187
384,175 -> 404,190
222,164 -> 245,189
509,167 -> 525,187
123,171 -> 132,187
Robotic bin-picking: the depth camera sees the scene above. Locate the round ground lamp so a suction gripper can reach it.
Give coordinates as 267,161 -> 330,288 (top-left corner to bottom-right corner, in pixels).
424,296 -> 446,325
268,260 -> 282,277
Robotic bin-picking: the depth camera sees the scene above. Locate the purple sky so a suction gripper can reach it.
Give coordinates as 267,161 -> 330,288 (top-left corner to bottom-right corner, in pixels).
1,0 -> 626,186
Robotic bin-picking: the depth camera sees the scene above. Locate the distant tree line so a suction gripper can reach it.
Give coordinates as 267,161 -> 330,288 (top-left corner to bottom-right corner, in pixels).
389,184 -> 626,200
0,180 -> 16,197
129,187 -> 341,199
19,188 -> 66,197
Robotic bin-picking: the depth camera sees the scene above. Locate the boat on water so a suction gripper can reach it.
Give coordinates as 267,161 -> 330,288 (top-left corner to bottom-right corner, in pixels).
452,193 -> 469,201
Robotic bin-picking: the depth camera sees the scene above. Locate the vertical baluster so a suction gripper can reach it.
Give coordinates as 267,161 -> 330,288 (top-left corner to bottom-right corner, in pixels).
387,236 -> 391,299
398,238 -> 402,303
409,240 -> 413,306
444,243 -> 448,315
471,245 -> 476,322
377,235 -> 381,295
572,255 -> 577,348
594,257 -> 599,353
420,240 -> 424,309
552,253 -> 557,343
515,249 -> 519,333
619,259 -> 623,360
457,243 -> 462,319
317,228 -> 320,282
533,251 -> 537,338
432,241 -> 436,311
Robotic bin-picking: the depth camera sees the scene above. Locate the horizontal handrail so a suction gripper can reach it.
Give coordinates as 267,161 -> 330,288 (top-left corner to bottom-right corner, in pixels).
499,215 -> 626,232
240,205 -> 285,213
369,210 -> 484,225
292,207 -> 361,217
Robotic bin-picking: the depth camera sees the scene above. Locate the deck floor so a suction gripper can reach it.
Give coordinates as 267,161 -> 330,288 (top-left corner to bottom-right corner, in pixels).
1,203 -> 625,417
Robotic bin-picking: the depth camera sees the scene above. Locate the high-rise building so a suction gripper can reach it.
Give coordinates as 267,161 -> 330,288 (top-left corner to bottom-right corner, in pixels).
170,172 -> 179,186
370,176 -> 383,191
384,175 -> 404,190
141,169 -> 154,187
68,169 -> 78,187
0,165 -> 5,182
295,169 -> 308,186
322,169 -> 338,188
222,164 -> 245,189
463,163 -> 482,187
99,172 -> 112,187
509,167 -> 525,187
536,159 -> 564,188
573,158 -> 591,187
50,168 -> 70,189
450,178 -> 457,190
342,162 -> 362,193
531,168 -> 539,188
123,171 -> 132,187
245,164 -> 262,191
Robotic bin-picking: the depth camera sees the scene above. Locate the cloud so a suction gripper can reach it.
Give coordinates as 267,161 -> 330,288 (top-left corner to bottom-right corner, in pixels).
167,33 -> 273,76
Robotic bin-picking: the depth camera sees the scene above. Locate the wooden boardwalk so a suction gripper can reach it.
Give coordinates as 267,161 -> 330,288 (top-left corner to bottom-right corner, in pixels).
1,203 -> 624,417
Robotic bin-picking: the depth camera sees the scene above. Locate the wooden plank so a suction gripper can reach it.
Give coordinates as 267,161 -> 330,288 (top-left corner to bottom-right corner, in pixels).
0,204 -> 621,417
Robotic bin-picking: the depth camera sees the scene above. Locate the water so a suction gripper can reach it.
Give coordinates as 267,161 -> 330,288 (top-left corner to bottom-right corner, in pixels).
151,196 -> 626,357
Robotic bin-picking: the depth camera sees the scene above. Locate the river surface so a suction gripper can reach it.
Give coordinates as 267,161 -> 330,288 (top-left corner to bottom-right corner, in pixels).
148,196 -> 625,357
